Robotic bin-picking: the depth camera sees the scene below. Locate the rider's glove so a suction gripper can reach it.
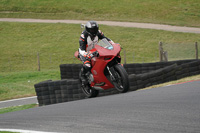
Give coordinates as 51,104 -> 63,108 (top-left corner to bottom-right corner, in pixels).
83,52 -> 94,59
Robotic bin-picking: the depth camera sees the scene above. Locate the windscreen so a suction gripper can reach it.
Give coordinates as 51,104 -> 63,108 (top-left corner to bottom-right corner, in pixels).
97,38 -> 113,50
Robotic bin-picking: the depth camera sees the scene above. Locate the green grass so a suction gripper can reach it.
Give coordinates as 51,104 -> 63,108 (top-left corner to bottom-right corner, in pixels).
0,22 -> 200,72
0,0 -> 200,27
0,22 -> 81,72
162,42 -> 199,61
0,70 -> 60,101
0,104 -> 37,114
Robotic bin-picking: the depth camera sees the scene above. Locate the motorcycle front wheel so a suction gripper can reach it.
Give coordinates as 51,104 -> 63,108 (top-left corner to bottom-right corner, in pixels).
79,70 -> 99,98
81,84 -> 99,98
112,64 -> 130,93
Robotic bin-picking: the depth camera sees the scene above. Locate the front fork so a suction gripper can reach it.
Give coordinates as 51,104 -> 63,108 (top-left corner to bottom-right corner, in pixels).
107,66 -> 116,82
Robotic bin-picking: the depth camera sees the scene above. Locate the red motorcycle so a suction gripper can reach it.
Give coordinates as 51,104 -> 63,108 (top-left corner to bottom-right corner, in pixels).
75,38 -> 129,98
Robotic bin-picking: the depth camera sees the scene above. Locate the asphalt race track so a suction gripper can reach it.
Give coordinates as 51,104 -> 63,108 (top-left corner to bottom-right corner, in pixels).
0,81 -> 200,133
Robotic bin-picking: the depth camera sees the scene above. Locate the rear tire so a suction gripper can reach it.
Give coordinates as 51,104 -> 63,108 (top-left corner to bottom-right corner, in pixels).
112,64 -> 130,93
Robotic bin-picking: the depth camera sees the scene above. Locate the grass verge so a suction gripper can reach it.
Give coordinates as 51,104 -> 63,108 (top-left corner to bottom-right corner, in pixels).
0,70 -> 60,101
0,22 -> 199,72
0,132 -> 19,133
144,74 -> 200,90
0,104 -> 37,114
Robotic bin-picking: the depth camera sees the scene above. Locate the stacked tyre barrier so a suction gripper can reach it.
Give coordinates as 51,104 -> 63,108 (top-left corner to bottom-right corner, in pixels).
60,64 -> 82,79
34,59 -> 200,106
34,80 -> 52,106
34,79 -> 84,106
128,64 -> 178,91
128,60 -> 200,91
123,59 -> 199,75
34,79 -> 119,106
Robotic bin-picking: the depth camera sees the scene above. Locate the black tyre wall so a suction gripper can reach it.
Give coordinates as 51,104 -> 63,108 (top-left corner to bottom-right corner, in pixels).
35,59 -> 200,106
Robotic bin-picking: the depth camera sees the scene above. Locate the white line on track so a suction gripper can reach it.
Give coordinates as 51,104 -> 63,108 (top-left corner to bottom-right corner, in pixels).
0,96 -> 37,104
0,129 -> 58,133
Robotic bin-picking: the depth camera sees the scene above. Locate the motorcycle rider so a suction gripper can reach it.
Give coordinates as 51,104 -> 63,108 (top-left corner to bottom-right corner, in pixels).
79,21 -> 113,84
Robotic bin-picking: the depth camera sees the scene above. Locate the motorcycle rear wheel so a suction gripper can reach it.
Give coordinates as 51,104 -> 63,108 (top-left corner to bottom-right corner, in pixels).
112,64 -> 129,93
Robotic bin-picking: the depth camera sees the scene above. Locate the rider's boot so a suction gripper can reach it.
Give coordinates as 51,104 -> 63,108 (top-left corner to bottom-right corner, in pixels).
85,71 -> 94,83
81,62 -> 92,85
80,68 -> 88,85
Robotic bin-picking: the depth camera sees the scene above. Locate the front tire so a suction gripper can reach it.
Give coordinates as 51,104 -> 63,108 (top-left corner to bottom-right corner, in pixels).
79,69 -> 99,98
81,84 -> 99,98
112,64 -> 129,93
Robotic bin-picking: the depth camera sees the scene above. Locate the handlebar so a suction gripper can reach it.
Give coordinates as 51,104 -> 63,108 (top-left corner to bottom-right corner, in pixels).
92,51 -> 99,57
85,51 -> 99,60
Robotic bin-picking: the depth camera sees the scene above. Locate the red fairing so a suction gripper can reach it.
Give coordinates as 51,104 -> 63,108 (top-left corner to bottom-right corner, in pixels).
90,43 -> 121,89
74,38 -> 122,90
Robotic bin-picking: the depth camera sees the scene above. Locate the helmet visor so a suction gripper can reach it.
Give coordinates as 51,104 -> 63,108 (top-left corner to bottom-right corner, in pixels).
89,27 -> 98,36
